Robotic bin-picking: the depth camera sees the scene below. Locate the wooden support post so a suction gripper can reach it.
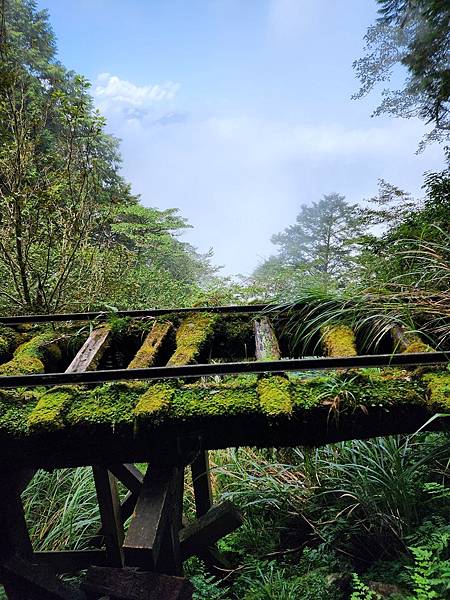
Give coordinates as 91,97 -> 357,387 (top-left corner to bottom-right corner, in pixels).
108,463 -> 143,496
93,467 -> 124,568
190,452 -> 213,518
82,566 -> 193,600
123,465 -> 184,575
180,501 -> 243,561
254,317 -> 281,361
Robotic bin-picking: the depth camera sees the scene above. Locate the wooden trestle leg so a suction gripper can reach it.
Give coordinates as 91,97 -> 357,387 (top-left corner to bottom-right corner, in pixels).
123,464 -> 184,575
93,467 -> 124,567
0,469 -> 85,600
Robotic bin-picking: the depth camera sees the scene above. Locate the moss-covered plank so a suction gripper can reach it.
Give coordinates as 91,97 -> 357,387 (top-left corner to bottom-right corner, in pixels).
167,313 -> 218,366
128,321 -> 173,369
0,333 -> 62,376
321,324 -> 358,357
391,325 -> 434,354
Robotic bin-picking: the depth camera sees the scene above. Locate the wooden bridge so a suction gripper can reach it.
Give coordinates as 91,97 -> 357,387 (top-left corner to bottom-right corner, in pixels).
0,304 -> 448,599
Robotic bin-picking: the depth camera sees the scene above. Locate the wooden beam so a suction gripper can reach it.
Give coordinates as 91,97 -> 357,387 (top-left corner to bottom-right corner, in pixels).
191,452 -> 213,518
1,556 -> 86,600
180,501 -> 243,560
65,326 -> 111,373
82,566 -> 193,600
0,470 -> 33,562
123,465 -> 183,575
108,464 -> 143,496
254,317 -> 281,361
127,322 -> 173,369
34,550 -> 108,573
93,467 -> 124,568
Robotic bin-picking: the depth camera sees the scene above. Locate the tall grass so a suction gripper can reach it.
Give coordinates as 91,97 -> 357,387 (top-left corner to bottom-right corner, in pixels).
271,230 -> 450,353
22,467 -> 100,551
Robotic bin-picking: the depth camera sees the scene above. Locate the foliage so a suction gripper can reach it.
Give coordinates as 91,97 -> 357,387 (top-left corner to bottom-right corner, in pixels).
353,0 -> 450,146
350,574 -> 382,600
266,193 -> 364,278
0,0 -> 216,314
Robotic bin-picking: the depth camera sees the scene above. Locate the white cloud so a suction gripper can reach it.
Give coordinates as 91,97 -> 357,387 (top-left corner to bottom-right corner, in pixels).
95,74 -> 444,275
93,73 -> 180,113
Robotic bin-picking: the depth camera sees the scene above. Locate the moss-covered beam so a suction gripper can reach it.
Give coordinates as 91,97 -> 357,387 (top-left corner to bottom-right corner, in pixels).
128,321 -> 173,369
321,324 -> 358,357
391,325 -> 433,354
167,313 -> 218,366
0,333 -> 62,376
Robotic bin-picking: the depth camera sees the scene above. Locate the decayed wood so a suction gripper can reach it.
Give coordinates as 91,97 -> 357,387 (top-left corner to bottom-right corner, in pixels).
253,317 -> 281,360
391,325 -> 429,352
34,550 -> 107,573
123,465 -> 184,574
1,556 -> 86,600
127,321 -> 173,369
82,566 -> 193,600
93,466 -> 124,568
180,501 -> 243,560
66,326 -> 111,373
191,452 -> 213,518
108,463 -> 144,496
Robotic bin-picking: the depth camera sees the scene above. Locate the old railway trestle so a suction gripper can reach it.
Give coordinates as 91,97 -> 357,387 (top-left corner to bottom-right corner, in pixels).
0,304 -> 448,599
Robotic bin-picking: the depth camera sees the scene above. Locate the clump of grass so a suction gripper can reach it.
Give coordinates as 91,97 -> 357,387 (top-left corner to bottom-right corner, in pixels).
22,467 -> 100,551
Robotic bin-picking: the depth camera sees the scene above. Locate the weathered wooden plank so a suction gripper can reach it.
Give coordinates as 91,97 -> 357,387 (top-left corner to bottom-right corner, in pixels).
123,465 -> 183,574
190,452 -> 213,518
1,556 -> 86,600
254,317 -> 281,361
82,566 -> 193,600
93,467 -> 124,568
391,325 -> 432,353
108,464 -> 143,496
127,322 -> 173,369
34,550 -> 108,573
180,501 -> 243,560
66,327 -> 111,373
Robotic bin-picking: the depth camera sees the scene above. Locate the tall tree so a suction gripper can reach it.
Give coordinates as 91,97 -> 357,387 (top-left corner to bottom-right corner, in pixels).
270,193 -> 363,277
353,0 -> 450,146
0,0 -> 217,313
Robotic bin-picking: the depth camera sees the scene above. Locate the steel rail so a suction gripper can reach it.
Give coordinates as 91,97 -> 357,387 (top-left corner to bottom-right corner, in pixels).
0,303 -> 283,325
0,351 -> 447,389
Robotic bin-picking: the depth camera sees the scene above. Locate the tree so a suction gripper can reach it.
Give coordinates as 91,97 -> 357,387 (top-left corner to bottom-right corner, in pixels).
353,0 -> 450,146
269,194 -> 364,278
0,0 -> 217,313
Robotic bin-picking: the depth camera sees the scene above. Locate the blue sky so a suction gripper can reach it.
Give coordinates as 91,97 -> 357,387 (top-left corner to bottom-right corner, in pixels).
37,0 -> 445,275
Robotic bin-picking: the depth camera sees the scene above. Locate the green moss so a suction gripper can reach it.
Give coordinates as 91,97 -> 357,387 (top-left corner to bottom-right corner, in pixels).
0,333 -> 62,376
0,389 -> 38,436
134,382 -> 175,420
423,372 -> 450,410
169,382 -> 259,419
65,382 -> 146,427
167,313 -> 218,365
27,387 -> 77,432
321,324 -> 358,357
403,341 -> 434,354
128,321 -> 173,369
257,376 -> 293,417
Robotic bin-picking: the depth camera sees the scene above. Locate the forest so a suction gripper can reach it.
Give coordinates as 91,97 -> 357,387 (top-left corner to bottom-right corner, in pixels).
0,0 -> 449,598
